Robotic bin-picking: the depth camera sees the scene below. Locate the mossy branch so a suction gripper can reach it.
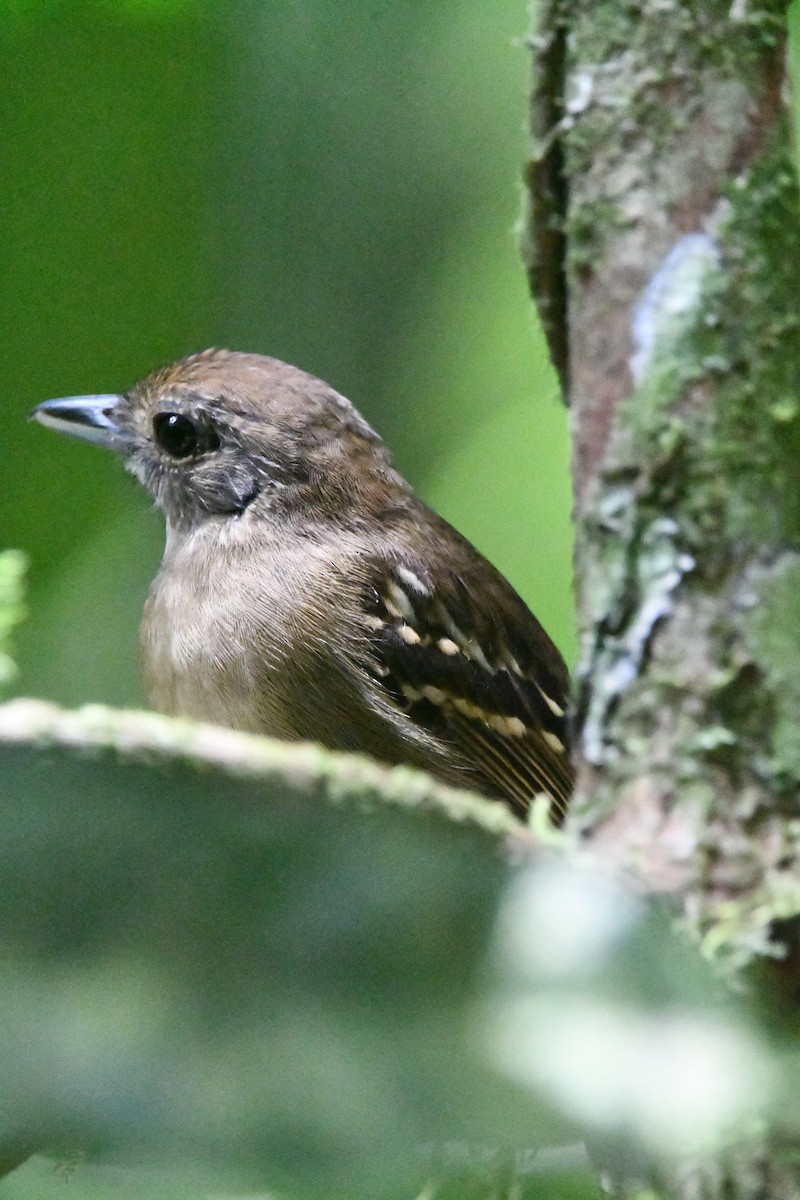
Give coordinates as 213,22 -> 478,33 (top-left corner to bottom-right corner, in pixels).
0,697 -> 523,839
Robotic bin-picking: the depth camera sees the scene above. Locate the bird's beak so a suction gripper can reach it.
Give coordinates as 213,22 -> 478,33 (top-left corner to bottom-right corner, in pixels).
29,394 -> 132,452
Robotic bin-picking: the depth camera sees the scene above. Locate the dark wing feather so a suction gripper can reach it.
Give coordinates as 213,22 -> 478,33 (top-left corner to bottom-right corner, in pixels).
360,553 -> 573,819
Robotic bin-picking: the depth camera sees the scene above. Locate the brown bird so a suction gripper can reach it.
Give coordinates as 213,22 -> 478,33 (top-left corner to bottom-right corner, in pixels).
32,349 -> 573,817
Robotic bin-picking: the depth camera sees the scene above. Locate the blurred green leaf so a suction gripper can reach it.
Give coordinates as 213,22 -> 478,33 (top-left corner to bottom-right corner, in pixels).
484,864 -> 774,1177
0,1149 -> 603,1200
0,550 -> 27,690
0,1155 -> 223,1200
0,702 -> 577,1198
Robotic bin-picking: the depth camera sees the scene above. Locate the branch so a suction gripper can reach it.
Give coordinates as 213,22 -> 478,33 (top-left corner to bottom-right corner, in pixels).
0,697 -> 523,835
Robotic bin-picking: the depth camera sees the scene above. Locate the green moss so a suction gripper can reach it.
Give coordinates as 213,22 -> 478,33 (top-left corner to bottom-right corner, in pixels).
567,196 -> 625,274
747,558 -> 800,778
571,113 -> 800,813
562,0 -> 792,303
602,122 -> 800,553
709,142 -> 800,545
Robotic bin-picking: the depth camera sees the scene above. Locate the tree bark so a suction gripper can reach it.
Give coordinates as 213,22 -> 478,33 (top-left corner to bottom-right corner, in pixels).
526,2 -> 800,1194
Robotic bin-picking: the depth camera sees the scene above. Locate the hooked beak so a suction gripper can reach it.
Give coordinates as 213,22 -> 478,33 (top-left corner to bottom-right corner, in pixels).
29,394 -> 132,452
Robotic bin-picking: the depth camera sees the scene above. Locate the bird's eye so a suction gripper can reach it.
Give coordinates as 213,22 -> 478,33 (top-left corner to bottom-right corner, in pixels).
152,412 -> 219,459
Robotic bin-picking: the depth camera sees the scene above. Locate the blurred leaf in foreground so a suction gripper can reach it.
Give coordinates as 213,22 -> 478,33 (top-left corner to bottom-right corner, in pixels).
0,702 -> 777,1198
0,702 -> 574,1199
0,551 -> 27,691
482,863 -> 774,1183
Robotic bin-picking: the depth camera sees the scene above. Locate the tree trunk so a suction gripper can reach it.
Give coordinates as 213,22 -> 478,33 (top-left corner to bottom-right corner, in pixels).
526,1 -> 800,1194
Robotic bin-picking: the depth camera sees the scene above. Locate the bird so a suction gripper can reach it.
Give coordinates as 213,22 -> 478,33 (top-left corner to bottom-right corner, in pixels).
31,349 -> 573,817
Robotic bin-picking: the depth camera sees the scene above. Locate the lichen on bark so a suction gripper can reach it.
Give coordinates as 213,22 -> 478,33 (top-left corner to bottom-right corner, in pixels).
527,0 -> 800,950
526,3 -> 800,1193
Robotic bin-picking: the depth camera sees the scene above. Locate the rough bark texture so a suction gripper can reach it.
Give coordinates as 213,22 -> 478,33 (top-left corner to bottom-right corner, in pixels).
526,2 -> 800,1195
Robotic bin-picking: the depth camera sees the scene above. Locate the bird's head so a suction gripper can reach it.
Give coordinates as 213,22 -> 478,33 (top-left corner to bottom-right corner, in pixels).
31,348 -> 397,531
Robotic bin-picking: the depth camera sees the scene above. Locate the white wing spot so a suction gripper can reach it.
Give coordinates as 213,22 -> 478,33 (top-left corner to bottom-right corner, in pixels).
541,730 -> 566,753
536,685 -> 565,718
437,637 -> 460,656
487,713 -> 527,737
434,603 -> 493,672
385,581 -> 416,623
396,565 -> 428,595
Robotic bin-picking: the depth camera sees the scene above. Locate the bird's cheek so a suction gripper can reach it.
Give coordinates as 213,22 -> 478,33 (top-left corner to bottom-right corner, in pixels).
124,451 -> 163,500
125,454 -> 196,524
195,461 -> 262,517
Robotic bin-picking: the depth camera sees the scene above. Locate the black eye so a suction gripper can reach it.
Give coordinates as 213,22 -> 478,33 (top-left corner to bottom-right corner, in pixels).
152,412 -> 219,459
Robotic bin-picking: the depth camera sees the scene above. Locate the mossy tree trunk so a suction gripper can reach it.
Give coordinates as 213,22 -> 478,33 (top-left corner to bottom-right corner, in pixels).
526,1 -> 800,1194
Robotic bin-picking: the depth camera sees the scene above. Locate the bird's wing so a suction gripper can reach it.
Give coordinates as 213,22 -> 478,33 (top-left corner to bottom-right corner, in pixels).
358,552 -> 573,819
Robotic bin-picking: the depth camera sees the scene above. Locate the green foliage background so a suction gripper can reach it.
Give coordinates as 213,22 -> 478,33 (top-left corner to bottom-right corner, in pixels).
0,0 -> 574,710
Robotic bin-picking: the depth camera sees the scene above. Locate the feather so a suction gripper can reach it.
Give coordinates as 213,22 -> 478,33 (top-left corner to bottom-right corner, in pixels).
360,546 -> 573,819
